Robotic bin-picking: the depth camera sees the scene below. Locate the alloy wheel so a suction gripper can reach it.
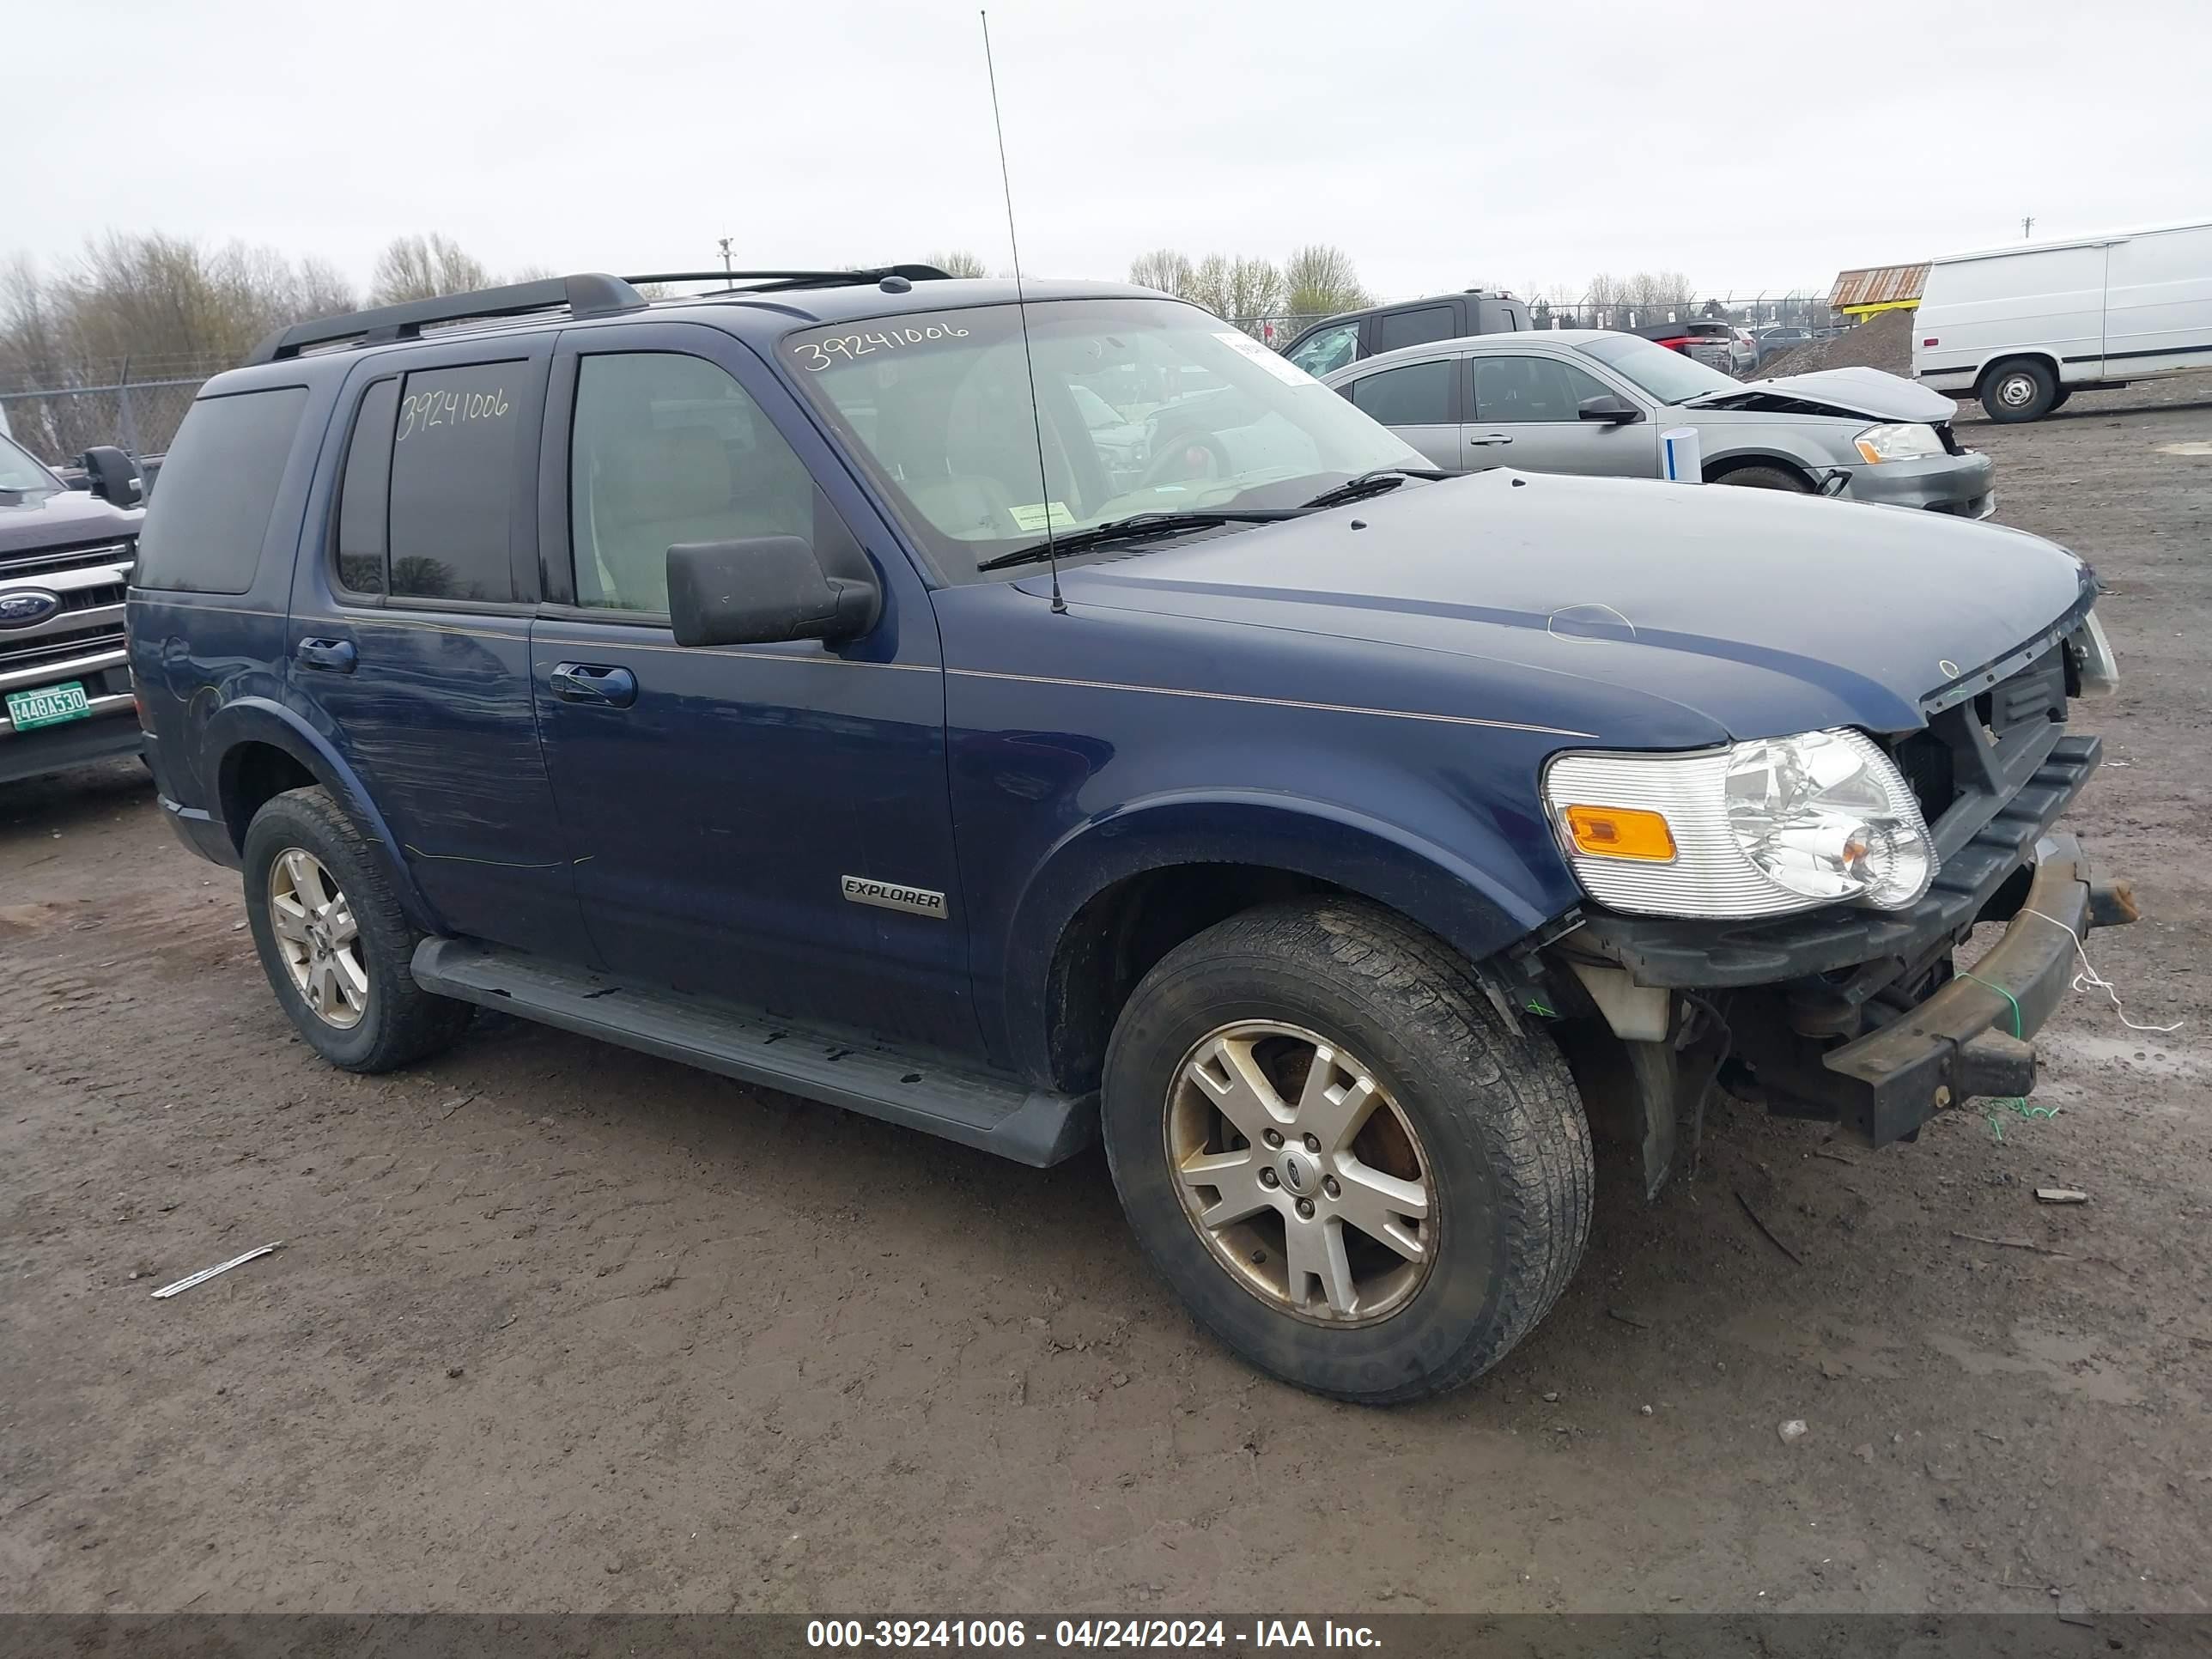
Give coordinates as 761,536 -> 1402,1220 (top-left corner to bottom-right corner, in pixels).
268,848 -> 368,1030
1164,1020 -> 1437,1327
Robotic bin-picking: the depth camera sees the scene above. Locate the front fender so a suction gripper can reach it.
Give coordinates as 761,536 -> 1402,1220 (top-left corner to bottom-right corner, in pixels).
1699,429 -> 1838,486
204,696 -> 438,932
995,789 -> 1566,1083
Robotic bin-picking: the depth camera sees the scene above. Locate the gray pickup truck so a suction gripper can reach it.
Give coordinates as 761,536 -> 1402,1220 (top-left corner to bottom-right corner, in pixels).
0,433 -> 144,784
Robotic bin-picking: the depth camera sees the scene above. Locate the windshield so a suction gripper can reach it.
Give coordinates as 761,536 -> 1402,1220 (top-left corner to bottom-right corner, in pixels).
781,298 -> 1427,581
0,431 -> 59,494
1577,333 -> 1741,405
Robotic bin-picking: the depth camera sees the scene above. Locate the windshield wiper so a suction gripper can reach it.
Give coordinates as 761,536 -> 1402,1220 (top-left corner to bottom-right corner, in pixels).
1296,467 -> 1457,511
975,509 -> 1298,573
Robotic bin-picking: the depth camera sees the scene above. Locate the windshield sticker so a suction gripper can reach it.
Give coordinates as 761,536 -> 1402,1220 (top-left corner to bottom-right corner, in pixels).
1007,501 -> 1076,533
791,325 -> 972,373
1213,331 -> 1314,387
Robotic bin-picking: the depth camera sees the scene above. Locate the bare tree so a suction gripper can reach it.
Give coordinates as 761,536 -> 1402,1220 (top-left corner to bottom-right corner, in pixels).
1221,257 -> 1283,328
370,234 -> 492,306
1281,245 -> 1368,320
1187,254 -> 1235,317
1127,248 -> 1197,298
0,233 -> 363,459
927,250 -> 989,278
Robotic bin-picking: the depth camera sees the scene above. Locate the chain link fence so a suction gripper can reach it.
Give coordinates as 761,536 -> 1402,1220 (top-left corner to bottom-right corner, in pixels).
0,358 -> 232,466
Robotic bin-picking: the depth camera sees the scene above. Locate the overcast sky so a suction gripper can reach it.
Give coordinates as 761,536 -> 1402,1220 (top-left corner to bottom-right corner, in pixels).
11,0 -> 2209,305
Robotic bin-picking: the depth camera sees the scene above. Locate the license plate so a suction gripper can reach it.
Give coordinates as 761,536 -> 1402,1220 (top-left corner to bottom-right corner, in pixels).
5,680 -> 92,731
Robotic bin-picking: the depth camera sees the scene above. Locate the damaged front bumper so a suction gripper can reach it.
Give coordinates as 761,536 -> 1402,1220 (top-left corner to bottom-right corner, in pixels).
1554,731 -> 2136,1180
1814,831 -> 2128,1144
1838,449 -> 1996,519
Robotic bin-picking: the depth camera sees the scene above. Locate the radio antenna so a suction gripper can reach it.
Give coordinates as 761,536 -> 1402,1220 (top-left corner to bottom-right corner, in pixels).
980,9 -> 1065,615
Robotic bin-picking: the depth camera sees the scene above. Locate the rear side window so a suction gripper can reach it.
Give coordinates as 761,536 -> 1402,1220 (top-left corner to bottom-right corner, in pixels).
385,362 -> 525,603
1373,305 -> 1458,354
1348,361 -> 1455,426
134,386 -> 307,593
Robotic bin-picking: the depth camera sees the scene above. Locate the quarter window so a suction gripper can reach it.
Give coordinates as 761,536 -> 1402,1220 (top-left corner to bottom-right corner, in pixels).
385,362 -> 526,603
134,386 -> 307,594
568,352 -> 813,613
1347,360 -> 1455,427
1472,356 -> 1617,423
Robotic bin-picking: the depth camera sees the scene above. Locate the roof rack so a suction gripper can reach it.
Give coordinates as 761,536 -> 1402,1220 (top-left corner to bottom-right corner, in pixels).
245,264 -> 959,366
624,264 -> 952,294
247,273 -> 646,365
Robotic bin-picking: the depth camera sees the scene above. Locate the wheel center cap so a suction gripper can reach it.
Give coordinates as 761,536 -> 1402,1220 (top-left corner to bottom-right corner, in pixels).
1279,1149 -> 1317,1196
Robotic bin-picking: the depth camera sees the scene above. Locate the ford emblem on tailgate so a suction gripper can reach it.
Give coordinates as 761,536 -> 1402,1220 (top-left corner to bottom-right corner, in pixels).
0,589 -> 62,628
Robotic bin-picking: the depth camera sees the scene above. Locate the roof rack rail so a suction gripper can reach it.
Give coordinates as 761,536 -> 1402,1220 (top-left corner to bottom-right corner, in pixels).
245,272 -> 647,366
624,264 -> 952,293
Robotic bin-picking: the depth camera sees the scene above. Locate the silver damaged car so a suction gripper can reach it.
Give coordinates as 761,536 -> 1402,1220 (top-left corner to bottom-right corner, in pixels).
1323,328 -> 1995,517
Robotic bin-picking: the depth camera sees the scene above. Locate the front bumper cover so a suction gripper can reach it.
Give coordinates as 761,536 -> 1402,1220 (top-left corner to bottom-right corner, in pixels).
1838,449 -> 1996,518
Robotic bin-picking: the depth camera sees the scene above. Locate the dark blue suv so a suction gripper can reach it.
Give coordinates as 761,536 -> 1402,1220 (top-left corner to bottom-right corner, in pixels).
129,267 -> 2130,1401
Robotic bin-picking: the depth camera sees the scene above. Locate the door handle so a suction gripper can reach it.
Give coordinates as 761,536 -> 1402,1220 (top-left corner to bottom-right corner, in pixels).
294,637 -> 357,673
1468,434 -> 1514,447
551,662 -> 638,708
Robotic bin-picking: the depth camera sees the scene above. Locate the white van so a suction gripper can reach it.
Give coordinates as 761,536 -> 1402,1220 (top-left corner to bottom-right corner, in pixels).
1913,218 -> 2212,422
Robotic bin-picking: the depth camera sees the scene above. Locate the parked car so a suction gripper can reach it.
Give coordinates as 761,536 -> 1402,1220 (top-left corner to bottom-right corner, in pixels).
1324,329 -> 1996,515
1626,319 -> 1736,374
1,432 -> 145,785
1280,289 -> 1532,380
1749,324 -> 1846,368
134,268 -> 2125,1403
1914,216 -> 2212,422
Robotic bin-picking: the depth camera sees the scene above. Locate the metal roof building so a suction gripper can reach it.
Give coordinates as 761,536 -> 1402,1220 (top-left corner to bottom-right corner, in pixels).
1828,263 -> 1929,318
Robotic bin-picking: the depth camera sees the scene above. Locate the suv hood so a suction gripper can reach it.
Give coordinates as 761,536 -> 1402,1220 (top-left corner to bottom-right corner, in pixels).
1038,471 -> 2088,744
1698,366 -> 1955,423
0,484 -> 142,559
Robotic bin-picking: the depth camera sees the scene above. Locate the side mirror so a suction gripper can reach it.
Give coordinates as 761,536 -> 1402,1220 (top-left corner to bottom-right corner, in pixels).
665,536 -> 881,648
81,445 -> 143,507
1577,395 -> 1641,424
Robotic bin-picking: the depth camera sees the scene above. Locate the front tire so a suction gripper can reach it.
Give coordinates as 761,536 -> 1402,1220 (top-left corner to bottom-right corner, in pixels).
1981,357 -> 2057,422
1713,464 -> 1808,492
241,786 -> 472,1072
1101,900 -> 1593,1403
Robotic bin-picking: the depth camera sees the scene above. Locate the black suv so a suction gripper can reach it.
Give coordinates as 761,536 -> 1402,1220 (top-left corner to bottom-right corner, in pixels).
0,433 -> 145,785
1282,289 -> 1533,378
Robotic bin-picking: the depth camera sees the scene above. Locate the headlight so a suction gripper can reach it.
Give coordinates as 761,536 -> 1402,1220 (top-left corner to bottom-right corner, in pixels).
1853,422 -> 1945,463
1543,728 -> 1935,918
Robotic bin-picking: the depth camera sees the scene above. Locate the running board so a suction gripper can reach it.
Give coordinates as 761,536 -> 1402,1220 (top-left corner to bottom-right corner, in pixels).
409,938 -> 1097,1167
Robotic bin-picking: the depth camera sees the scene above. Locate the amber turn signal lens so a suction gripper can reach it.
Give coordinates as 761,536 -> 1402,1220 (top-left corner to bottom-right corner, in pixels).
1564,804 -> 1677,862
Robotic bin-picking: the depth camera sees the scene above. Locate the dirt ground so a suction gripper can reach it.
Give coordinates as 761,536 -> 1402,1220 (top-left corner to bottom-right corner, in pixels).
4,381 -> 2210,1617
1750,308 -> 1914,380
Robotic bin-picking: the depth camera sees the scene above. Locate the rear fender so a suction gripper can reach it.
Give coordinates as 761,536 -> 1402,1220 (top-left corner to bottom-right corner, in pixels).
204,696 -> 438,932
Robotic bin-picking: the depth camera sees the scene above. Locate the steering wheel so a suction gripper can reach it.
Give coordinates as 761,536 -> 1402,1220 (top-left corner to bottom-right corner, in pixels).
1139,433 -> 1232,491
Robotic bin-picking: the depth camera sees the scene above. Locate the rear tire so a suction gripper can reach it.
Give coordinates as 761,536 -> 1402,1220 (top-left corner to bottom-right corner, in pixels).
1713,465 -> 1808,492
1101,899 -> 1593,1404
1980,358 -> 2057,422
241,786 -> 473,1073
